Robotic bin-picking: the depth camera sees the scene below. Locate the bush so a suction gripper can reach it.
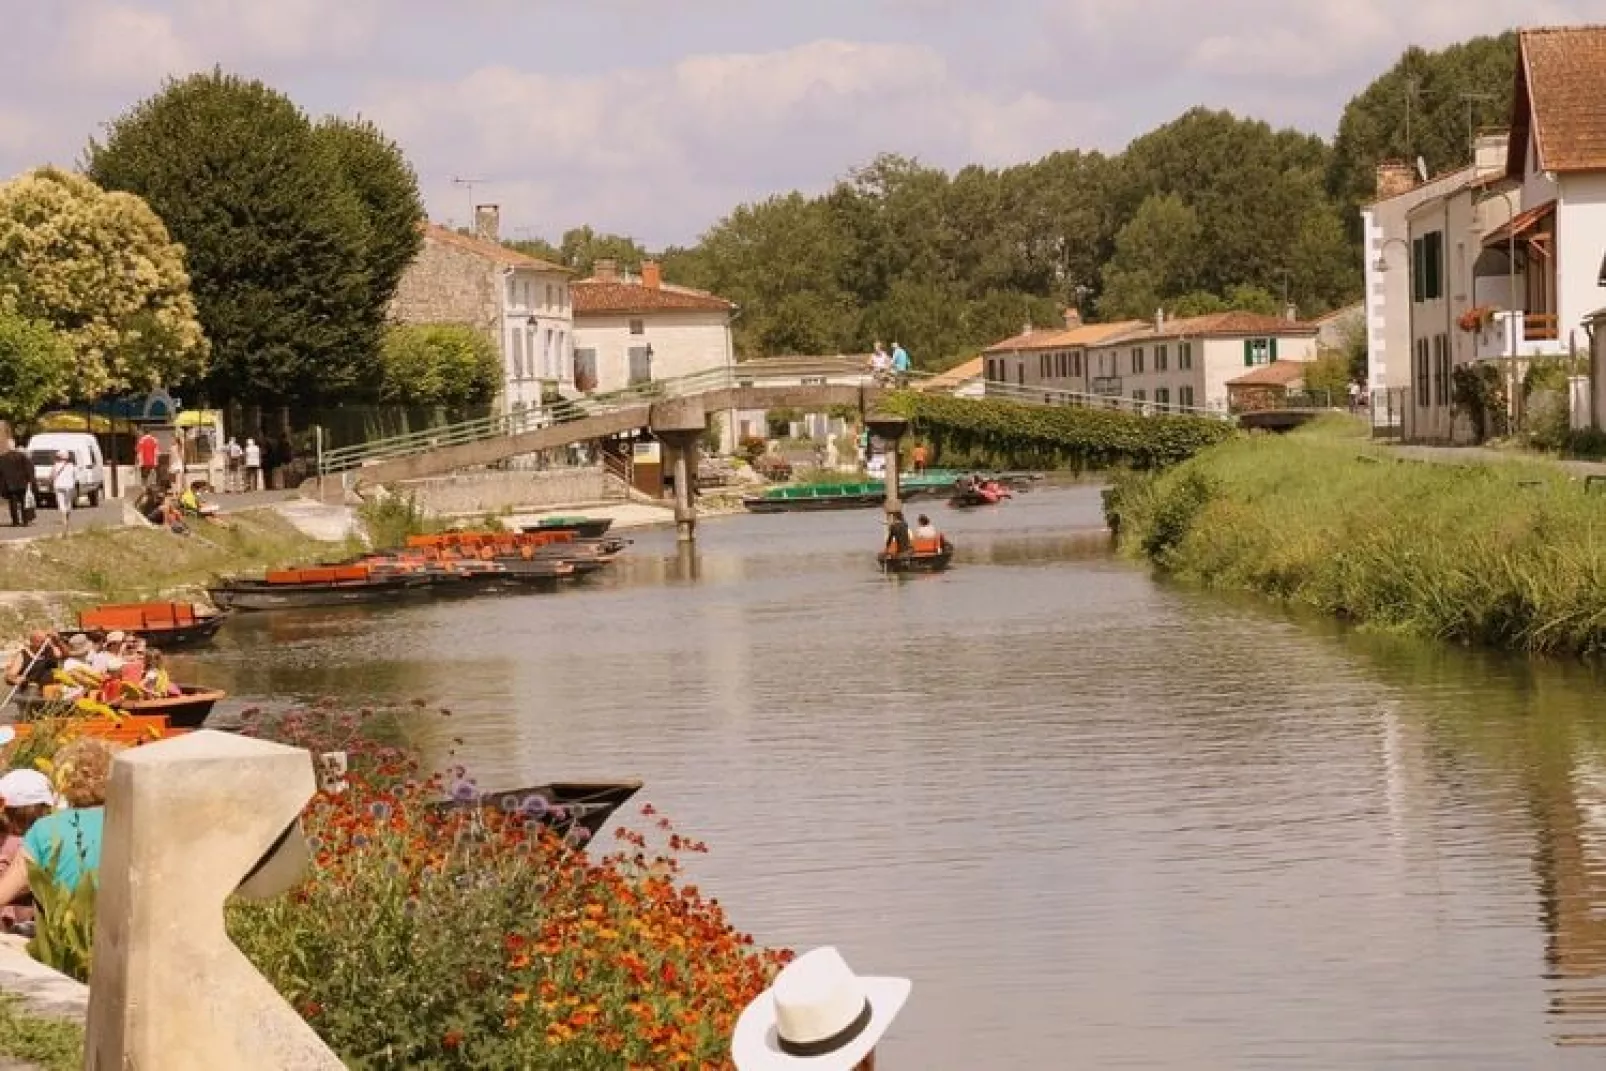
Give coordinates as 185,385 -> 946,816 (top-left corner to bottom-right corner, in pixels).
358,489 -> 430,549
379,324 -> 500,407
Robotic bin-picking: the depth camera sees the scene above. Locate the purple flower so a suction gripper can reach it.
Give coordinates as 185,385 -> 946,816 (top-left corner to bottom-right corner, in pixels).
519,794 -> 549,817
499,795 -> 520,813
451,781 -> 479,803
547,805 -> 568,823
352,834 -> 370,848
565,826 -> 592,847
368,801 -> 392,821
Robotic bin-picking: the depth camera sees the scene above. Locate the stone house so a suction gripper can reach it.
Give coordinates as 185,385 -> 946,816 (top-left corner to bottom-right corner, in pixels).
1225,360 -> 1311,413
390,205 -> 575,412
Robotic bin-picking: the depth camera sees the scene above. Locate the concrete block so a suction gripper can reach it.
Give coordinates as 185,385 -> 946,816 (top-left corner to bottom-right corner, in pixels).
649,396 -> 707,434
85,730 -> 341,1071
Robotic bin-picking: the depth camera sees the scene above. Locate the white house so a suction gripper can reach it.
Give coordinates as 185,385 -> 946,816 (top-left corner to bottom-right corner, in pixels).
571,260 -> 735,394
389,206 -> 575,413
979,312 -> 1144,399
1081,310 -> 1319,412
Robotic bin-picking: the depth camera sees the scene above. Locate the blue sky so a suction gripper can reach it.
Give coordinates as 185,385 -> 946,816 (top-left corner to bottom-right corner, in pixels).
0,1 -> 1596,248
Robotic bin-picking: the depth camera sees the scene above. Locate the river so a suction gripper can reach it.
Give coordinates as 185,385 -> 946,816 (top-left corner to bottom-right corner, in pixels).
178,486 -> 1606,1068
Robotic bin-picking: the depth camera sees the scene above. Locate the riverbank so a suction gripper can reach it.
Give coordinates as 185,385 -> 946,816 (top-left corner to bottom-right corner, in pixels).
1103,418 -> 1606,656
0,508 -> 356,640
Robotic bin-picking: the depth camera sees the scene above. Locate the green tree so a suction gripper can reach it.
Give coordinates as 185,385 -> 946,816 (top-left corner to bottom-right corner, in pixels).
314,116 -> 426,310
86,70 -> 394,405
557,226 -> 648,275
1097,193 -> 1201,320
1302,350 -> 1353,404
0,167 -> 207,399
379,324 -> 500,406
0,312 -> 73,422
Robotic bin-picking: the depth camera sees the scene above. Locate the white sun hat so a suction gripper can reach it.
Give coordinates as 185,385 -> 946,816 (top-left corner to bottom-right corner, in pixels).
732,947 -> 911,1070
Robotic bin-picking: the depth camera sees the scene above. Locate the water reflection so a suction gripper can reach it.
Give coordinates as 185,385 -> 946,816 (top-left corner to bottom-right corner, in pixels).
179,487 -> 1606,1067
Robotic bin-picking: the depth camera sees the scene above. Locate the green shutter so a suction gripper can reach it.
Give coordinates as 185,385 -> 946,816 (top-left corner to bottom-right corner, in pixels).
1244,339 -> 1253,367
1269,337 -> 1279,361
1412,238 -> 1425,303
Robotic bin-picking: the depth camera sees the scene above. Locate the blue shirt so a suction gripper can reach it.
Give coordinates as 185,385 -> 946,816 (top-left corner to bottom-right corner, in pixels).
24,808 -> 103,892
892,346 -> 910,371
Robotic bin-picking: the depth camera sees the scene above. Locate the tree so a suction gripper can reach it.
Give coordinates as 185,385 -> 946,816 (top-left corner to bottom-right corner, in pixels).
557,226 -> 647,275
85,70 -> 404,405
0,312 -> 73,422
378,324 -> 500,406
314,117 -> 426,311
1302,350 -> 1353,405
0,167 -> 207,399
1097,193 -> 1202,320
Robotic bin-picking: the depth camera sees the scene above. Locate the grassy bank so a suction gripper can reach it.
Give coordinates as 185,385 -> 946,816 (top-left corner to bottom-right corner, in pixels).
0,994 -> 81,1071
0,510 -> 355,635
1103,418 -> 1606,656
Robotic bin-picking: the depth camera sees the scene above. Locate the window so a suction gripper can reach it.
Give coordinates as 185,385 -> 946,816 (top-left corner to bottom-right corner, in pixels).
1017,363 -> 1024,386
1073,351 -> 1083,378
546,284 -> 554,308
1155,387 -> 1171,411
1132,389 -> 1146,403
628,346 -> 651,385
1244,338 -> 1275,366
506,277 -> 518,307
1413,232 -> 1444,303
1131,347 -> 1145,374
1414,337 -> 1430,408
511,327 -> 525,379
1178,342 -> 1193,371
1040,353 -> 1050,378
1155,344 -> 1168,372
986,359 -> 995,381
629,319 -> 645,335
1179,385 -> 1195,408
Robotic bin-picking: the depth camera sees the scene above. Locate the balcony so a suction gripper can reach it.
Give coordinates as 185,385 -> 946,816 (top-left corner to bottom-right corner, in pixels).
1471,311 -> 1566,361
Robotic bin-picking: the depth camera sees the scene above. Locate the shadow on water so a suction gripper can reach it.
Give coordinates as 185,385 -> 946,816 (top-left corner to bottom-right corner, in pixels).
176,486 -> 1606,1067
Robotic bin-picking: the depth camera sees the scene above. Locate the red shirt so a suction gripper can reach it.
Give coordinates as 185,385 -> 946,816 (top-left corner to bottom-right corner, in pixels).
136,435 -> 158,468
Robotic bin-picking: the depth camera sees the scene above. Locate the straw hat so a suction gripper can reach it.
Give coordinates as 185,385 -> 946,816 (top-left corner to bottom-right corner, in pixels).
732,947 -> 910,1070
65,634 -> 92,658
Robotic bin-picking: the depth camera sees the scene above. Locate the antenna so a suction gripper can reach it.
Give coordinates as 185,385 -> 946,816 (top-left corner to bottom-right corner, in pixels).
1461,91 -> 1496,154
451,177 -> 489,230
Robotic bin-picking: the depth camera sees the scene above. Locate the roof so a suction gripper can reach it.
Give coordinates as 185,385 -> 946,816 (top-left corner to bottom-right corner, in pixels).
1482,198 -> 1557,246
421,224 -> 571,274
1362,163 -> 1477,209
1093,311 -> 1319,346
1226,360 -> 1311,388
571,279 -> 733,315
921,356 -> 983,389
1311,302 -> 1363,326
1508,26 -> 1606,176
981,320 -> 1144,354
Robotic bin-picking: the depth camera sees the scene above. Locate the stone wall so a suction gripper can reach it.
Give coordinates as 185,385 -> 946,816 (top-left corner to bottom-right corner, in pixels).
390,237 -> 501,348
398,466 -> 607,516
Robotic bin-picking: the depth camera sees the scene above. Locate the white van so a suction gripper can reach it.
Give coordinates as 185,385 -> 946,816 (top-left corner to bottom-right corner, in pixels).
26,432 -> 107,508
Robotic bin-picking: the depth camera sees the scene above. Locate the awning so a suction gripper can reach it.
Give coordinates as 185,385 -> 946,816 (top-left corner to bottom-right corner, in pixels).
1483,199 -> 1556,248
175,409 -> 219,428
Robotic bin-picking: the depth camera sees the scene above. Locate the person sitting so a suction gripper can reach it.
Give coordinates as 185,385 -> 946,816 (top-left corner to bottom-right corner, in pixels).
142,650 -> 181,698
884,512 -> 912,556
60,634 -> 96,676
4,632 -> 59,690
179,481 -> 220,518
0,739 -> 123,909
912,514 -> 938,541
0,769 -> 58,931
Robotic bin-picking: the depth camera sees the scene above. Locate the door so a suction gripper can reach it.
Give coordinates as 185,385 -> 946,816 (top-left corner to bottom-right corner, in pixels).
628,346 -> 652,386
573,348 -> 598,392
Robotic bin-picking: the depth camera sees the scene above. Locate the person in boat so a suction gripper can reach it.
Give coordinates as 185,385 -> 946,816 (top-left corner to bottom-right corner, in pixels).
0,738 -> 122,911
732,946 -> 910,1071
884,511 -> 912,556
4,631 -> 60,690
142,650 -> 181,698
0,769 -> 59,932
912,514 -> 939,542
60,634 -> 95,675
89,631 -> 127,675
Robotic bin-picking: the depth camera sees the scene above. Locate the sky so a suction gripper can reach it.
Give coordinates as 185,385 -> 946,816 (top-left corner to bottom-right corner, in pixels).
0,1 -> 1599,249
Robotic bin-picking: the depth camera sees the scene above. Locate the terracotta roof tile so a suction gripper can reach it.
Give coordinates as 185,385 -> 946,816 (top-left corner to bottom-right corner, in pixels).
421,224 -> 572,273
982,319 -> 1145,354
922,356 -> 983,388
1226,360 -> 1310,387
572,279 -> 733,315
1512,27 -> 1606,174
1107,311 -> 1319,345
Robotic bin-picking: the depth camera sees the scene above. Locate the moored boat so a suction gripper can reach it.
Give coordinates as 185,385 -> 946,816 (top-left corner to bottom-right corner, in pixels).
79,601 -> 231,649
518,515 -> 615,539
9,685 -> 226,729
210,566 -> 428,611
435,780 -> 644,844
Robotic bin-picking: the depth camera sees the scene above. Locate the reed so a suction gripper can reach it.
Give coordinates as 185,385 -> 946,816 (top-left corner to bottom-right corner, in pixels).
1104,426 -> 1606,656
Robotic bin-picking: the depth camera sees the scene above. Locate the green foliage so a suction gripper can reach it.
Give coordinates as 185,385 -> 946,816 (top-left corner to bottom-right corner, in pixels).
1302,351 -> 1353,405
765,407 -> 800,437
0,994 -> 84,1071
26,855 -> 96,983
0,167 -> 208,398
1451,362 -> 1509,442
0,312 -> 72,422
86,70 -> 419,405
359,490 -> 432,550
885,392 -> 1235,470
1109,429 -> 1606,656
379,324 -> 499,406
1097,193 -> 1201,319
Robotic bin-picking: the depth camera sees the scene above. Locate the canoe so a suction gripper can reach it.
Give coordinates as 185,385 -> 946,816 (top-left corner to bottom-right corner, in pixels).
948,489 -> 1005,508
9,685 -> 225,729
209,574 -> 428,611
434,780 -> 644,844
79,601 -> 231,649
878,541 -> 954,573
519,516 -> 614,539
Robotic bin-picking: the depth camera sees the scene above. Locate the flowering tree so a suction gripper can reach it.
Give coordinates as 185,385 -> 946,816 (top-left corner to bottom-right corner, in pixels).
0,167 -> 208,399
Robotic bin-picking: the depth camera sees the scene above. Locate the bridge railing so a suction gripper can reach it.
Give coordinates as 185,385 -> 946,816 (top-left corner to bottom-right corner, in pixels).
943,376 -> 1233,421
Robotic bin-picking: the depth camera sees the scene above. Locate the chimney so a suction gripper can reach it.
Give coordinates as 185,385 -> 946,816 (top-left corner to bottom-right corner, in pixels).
473,204 -> 500,243
1021,321 -> 1033,337
1154,308 -> 1164,333
1473,130 -> 1510,180
1062,307 -> 1081,329
1283,302 -> 1298,323
1374,161 -> 1417,200
641,260 -> 662,290
594,258 -> 618,282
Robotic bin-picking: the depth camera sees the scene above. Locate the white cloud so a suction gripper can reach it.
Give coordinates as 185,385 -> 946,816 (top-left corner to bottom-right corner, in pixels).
361,39 -> 1106,245
58,4 -> 193,89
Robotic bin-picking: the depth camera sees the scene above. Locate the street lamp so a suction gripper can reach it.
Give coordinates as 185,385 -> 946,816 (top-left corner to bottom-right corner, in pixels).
1371,236 -> 1410,276
1471,186 -> 1522,430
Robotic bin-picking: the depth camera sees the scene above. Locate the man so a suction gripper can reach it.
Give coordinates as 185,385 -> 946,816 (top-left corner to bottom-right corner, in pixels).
884,511 -> 911,556
0,442 -> 31,527
3,632 -> 59,690
912,514 -> 938,541
731,946 -> 910,1070
244,438 -> 262,491
225,437 -> 243,492
910,443 -> 927,475
134,429 -> 159,486
890,342 -> 910,385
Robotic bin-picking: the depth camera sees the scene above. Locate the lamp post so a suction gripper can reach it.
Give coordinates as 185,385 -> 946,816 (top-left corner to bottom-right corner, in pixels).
1470,187 -> 1521,431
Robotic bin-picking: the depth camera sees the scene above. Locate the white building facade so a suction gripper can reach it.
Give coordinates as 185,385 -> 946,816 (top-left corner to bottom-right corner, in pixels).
571,260 -> 735,395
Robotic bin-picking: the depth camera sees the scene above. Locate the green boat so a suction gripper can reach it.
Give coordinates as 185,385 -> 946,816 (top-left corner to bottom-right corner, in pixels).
518,515 -> 614,539
742,471 -> 959,513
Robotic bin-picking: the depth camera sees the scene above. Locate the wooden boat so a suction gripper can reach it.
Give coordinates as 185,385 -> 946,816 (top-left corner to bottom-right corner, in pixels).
209,566 -> 428,611
434,780 -> 644,843
80,601 -> 230,649
518,515 -> 614,539
10,685 -> 225,729
742,472 -> 959,513
2,714 -> 191,745
878,537 -> 954,573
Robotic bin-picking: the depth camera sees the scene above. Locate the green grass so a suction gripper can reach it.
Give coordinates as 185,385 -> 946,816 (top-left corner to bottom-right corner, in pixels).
1104,425 -> 1606,656
0,995 -> 83,1071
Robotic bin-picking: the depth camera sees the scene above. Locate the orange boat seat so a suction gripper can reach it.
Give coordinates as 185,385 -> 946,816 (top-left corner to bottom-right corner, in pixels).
911,536 -> 943,555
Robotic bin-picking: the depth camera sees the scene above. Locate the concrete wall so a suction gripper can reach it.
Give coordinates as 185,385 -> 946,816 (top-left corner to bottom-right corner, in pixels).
399,466 -> 606,516
1557,173 -> 1606,354
574,311 -> 733,394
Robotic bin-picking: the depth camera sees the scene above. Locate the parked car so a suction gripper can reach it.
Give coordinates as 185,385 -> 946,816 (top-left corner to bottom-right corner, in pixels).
26,432 -> 106,508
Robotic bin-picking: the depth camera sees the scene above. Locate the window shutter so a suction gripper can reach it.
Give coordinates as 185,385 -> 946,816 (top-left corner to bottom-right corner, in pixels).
1412,238 -> 1424,303
1244,339 -> 1253,367
1269,337 -> 1279,361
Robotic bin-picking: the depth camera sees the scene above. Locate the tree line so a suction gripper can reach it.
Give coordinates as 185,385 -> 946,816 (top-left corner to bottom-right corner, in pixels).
0,32 -> 1518,421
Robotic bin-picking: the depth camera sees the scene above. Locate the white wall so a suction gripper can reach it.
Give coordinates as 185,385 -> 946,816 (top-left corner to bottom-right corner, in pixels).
573,310 -> 732,394
500,268 -> 573,409
1199,335 -> 1317,411
1556,172 -> 1606,355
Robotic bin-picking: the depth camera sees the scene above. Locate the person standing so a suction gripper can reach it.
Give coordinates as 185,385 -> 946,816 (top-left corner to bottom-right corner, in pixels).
0,442 -> 31,527
224,437 -> 243,493
910,442 -> 927,475
168,434 -> 185,489
48,451 -> 76,535
243,438 -> 261,491
891,342 -> 911,386
134,429 -> 159,487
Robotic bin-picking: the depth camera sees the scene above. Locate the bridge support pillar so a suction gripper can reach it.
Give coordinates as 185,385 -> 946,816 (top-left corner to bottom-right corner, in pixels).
865,411 -> 910,525
649,397 -> 708,545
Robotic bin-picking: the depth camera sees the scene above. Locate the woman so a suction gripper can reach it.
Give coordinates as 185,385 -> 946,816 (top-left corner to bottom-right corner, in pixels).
0,769 -> 59,930
732,946 -> 910,1070
48,451 -> 76,534
0,739 -> 121,907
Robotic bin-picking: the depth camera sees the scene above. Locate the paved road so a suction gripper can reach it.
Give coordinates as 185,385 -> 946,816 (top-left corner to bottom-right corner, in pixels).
1390,442 -> 1606,479
0,488 -> 301,545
